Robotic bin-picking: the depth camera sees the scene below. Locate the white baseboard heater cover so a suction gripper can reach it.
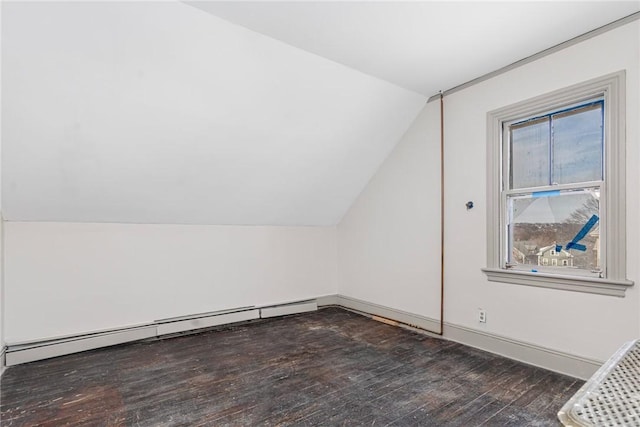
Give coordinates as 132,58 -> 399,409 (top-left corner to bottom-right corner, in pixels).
260,300 -> 317,318
4,300 -> 316,366
5,325 -> 157,366
156,309 -> 260,336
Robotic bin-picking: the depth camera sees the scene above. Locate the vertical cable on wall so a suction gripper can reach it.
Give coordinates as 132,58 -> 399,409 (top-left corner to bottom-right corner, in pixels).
439,91 -> 445,336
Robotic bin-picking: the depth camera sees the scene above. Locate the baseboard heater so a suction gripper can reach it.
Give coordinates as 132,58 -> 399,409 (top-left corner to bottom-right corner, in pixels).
156,307 -> 260,336
260,300 -> 317,318
5,300 -> 318,366
5,325 -> 159,366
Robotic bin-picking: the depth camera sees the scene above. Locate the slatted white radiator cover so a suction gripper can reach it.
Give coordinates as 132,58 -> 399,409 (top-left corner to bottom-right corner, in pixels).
559,339 -> 640,426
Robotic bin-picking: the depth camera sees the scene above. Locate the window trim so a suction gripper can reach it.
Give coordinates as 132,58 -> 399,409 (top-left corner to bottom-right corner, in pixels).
483,71 -> 633,297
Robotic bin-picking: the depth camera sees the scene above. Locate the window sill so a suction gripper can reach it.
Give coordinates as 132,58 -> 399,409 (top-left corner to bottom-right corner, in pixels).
481,268 -> 633,297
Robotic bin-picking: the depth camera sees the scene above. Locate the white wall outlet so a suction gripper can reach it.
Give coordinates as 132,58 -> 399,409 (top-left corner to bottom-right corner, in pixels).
478,309 -> 487,323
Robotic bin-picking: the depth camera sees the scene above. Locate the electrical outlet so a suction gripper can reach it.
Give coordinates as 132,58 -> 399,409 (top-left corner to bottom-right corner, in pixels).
478,309 -> 487,323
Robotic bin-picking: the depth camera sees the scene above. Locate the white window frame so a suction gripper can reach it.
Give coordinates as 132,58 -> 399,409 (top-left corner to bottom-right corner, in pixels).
483,71 -> 633,297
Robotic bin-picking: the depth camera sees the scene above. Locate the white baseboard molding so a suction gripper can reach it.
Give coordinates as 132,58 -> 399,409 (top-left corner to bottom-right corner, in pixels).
332,294 -> 442,333
316,294 -> 340,307
260,300 -> 317,318
443,322 -> 602,380
1,347 -> 6,378
3,294 -> 603,379
328,294 -> 601,380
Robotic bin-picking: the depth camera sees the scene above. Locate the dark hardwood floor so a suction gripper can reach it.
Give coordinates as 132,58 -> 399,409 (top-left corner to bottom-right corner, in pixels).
1,307 -> 582,426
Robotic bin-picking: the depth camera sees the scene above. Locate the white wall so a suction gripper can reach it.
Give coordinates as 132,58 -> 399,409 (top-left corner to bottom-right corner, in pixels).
2,2 -> 637,370
338,102 -> 442,323
338,20 -> 639,363
442,21 -> 639,362
4,222 -> 337,343
0,0 -> 414,351
2,1 -> 424,227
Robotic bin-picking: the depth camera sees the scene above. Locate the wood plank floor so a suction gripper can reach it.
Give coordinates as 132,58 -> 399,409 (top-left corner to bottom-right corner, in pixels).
1,307 -> 582,426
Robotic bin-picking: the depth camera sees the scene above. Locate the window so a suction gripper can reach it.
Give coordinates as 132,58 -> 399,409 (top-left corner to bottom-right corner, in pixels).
483,72 -> 633,297
506,100 -> 602,277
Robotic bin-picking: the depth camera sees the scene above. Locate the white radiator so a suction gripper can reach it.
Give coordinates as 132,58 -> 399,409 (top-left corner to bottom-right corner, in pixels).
559,339 -> 640,426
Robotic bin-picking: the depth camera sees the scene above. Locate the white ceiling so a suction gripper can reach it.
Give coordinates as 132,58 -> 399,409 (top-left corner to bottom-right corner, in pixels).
187,1 -> 640,95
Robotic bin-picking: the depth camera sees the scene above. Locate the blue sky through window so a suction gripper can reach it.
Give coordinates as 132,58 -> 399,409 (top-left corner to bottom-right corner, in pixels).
510,101 -> 603,190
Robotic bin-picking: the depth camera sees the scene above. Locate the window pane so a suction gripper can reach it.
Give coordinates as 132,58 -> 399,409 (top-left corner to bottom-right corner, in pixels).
508,189 -> 600,272
552,103 -> 603,184
510,117 -> 550,189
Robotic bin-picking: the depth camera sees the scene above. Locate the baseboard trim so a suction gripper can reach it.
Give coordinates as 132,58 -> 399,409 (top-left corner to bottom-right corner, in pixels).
1,347 -> 6,378
442,321 -> 602,380
328,294 -> 601,380
332,295 -> 442,333
3,294 -> 604,379
316,294 -> 340,306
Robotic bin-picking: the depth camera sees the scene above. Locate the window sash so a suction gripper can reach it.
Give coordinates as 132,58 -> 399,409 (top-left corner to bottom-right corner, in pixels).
500,98 -> 605,279
502,99 -> 604,193
500,184 -> 604,278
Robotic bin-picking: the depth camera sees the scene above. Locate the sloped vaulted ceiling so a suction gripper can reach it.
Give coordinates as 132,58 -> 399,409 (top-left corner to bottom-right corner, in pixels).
186,1 -> 640,96
1,1 -> 426,226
